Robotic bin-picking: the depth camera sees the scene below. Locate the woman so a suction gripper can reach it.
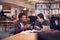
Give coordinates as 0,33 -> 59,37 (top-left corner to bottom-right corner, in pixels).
54,19 -> 60,32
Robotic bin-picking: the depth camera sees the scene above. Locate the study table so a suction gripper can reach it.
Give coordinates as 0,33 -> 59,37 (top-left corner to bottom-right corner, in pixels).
3,30 -> 60,40
3,33 -> 37,40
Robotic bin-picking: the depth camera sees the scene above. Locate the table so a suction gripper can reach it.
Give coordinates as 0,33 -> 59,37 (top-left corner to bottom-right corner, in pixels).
3,33 -> 37,40
3,31 -> 60,40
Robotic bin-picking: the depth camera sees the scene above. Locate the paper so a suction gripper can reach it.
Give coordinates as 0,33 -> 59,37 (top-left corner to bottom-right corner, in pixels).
21,30 -> 42,33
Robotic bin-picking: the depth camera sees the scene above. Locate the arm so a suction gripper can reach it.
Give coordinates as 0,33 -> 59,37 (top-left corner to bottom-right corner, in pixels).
14,22 -> 23,34
42,20 -> 51,32
34,21 -> 41,30
14,21 -> 33,33
23,24 -> 33,30
43,20 -> 51,32
42,25 -> 51,32
35,26 -> 41,30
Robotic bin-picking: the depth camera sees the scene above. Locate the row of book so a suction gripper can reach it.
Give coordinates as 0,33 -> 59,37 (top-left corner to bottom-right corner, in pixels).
35,4 -> 60,9
35,9 -> 60,15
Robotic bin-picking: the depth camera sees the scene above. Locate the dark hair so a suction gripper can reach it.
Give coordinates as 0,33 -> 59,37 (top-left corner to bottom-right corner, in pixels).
18,13 -> 26,20
37,13 -> 44,19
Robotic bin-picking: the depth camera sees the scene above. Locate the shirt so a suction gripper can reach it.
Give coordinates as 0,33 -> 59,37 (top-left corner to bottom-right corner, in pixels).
35,20 -> 50,28
20,23 -> 24,28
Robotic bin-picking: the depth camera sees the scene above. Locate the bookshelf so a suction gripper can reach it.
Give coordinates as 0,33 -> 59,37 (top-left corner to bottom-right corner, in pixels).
35,2 -> 60,15
35,2 -> 60,19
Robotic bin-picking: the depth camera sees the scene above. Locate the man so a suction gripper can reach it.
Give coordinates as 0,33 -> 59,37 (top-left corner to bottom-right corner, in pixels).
35,13 -> 50,32
14,13 -> 32,34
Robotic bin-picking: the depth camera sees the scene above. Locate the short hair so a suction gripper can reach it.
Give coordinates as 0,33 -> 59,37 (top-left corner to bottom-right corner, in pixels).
18,13 -> 26,19
37,13 -> 44,19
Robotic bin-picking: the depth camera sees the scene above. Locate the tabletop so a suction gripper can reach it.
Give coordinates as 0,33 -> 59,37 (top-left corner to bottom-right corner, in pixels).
3,33 -> 37,40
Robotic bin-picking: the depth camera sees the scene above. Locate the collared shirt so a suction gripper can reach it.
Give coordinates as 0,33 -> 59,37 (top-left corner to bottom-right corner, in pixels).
20,23 -> 24,28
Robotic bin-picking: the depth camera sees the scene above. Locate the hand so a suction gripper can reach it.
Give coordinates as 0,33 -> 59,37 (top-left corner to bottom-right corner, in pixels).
23,24 -> 31,29
29,26 -> 33,30
26,24 -> 31,28
35,26 -> 40,30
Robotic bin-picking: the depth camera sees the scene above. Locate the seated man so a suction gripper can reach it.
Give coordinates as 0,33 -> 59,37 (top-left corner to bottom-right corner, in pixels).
14,13 -> 32,34
35,13 -> 50,32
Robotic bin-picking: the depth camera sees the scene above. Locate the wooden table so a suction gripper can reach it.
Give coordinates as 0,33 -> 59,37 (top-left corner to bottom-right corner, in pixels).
3,33 -> 37,40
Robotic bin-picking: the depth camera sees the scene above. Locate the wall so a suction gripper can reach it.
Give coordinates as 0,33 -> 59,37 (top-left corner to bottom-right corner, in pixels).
0,4 -> 21,20
11,7 -> 21,20
1,0 -> 34,10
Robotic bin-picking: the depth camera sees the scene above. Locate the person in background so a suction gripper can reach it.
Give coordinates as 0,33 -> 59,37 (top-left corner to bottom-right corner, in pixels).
50,15 -> 55,30
54,19 -> 60,32
14,13 -> 32,34
35,13 -> 50,32
11,15 -> 16,20
28,15 -> 37,29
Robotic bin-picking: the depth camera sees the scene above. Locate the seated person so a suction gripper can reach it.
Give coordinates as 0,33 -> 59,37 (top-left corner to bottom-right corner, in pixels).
35,13 -> 50,32
14,13 -> 32,34
50,16 -> 55,29
54,19 -> 60,32
28,16 -> 37,29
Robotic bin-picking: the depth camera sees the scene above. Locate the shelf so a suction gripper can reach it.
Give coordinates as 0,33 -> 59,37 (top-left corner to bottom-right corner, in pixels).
35,3 -> 60,15
35,8 -> 59,10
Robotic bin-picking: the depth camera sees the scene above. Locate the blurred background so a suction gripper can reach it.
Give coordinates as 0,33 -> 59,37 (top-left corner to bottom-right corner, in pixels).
0,0 -> 60,40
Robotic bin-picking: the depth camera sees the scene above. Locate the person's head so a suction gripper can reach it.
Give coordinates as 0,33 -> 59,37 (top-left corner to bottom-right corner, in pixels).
37,13 -> 44,23
55,20 -> 58,25
18,13 -> 27,22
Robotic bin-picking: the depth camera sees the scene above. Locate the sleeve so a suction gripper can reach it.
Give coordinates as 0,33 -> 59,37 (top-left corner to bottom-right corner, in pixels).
42,20 -> 50,26
34,21 -> 39,26
14,22 -> 23,34
34,21 -> 40,28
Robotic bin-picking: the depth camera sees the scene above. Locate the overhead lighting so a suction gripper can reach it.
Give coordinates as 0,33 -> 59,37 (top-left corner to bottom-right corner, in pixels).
0,5 -> 2,10
0,5 -> 2,12
28,0 -> 38,2
23,8 -> 27,10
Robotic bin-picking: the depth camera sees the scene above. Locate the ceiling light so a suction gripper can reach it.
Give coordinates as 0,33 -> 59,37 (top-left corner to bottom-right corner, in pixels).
23,8 -> 27,10
28,0 -> 38,2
